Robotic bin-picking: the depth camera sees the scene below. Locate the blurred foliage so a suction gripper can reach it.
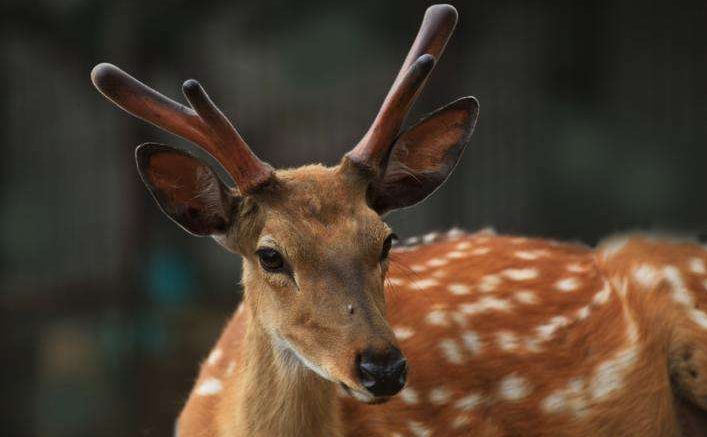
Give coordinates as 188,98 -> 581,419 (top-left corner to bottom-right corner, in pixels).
2,0 -> 707,435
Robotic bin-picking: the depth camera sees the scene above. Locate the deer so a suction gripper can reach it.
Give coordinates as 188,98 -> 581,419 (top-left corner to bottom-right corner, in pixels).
90,4 -> 707,437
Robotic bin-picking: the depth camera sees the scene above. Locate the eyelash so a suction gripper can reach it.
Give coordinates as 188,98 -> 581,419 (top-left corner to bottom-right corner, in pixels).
381,233 -> 397,260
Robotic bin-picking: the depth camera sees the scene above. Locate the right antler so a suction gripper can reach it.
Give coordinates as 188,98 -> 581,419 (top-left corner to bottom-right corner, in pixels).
90,64 -> 273,194
346,4 -> 458,171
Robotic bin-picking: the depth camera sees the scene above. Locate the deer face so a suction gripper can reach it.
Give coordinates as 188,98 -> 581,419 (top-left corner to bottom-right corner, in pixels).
236,165 -> 402,401
91,3 -> 477,404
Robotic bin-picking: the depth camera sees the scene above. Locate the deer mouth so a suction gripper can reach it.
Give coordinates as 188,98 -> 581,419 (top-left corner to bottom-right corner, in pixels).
339,382 -> 392,404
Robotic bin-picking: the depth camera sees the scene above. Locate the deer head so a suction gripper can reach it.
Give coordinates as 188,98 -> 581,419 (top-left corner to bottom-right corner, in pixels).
91,4 -> 478,403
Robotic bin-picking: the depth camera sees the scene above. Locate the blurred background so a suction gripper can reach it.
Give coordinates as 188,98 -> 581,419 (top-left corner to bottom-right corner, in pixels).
3,0 -> 707,435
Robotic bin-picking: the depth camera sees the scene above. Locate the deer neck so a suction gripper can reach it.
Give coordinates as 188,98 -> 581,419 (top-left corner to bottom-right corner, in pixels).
229,306 -> 343,437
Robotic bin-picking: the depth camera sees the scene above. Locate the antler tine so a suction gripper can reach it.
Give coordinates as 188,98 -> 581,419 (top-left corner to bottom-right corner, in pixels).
347,4 -> 458,170
182,79 -> 273,193
91,63 -> 210,146
91,63 -> 273,194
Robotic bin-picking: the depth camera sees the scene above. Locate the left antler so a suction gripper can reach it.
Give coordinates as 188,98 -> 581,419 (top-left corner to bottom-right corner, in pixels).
91,63 -> 273,194
346,4 -> 458,170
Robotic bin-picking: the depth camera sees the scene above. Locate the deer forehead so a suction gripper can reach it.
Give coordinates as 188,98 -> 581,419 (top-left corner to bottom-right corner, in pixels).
254,165 -> 389,255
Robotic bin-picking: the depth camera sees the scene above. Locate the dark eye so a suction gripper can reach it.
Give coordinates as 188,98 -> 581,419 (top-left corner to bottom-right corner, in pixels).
381,234 -> 397,260
256,248 -> 285,272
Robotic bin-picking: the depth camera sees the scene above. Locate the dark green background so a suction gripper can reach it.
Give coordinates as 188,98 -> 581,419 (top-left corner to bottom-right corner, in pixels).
3,0 -> 707,435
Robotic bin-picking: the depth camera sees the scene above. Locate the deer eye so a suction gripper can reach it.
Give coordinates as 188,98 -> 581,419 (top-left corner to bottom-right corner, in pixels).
256,248 -> 285,273
381,234 -> 397,261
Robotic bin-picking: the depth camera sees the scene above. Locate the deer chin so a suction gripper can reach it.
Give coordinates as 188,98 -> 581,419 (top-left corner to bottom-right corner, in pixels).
273,334 -> 389,404
339,382 -> 391,404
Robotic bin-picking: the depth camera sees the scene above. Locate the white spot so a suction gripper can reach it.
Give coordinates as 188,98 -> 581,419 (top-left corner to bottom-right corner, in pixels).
454,392 -> 482,411
207,348 -> 222,366
461,330 -> 483,355
477,227 -> 497,237
405,236 -> 420,245
399,387 -> 419,404
423,232 -> 439,244
496,331 -> 519,351
555,277 -> 580,292
499,374 -> 531,401
689,309 -> 707,329
664,266 -> 694,306
387,277 -> 406,286
514,290 -> 538,304
542,393 -> 564,414
410,278 -> 439,290
566,263 -> 588,273
226,361 -> 236,377
408,421 -> 431,437
632,264 -> 658,288
394,326 -> 415,341
456,241 -> 472,250
439,338 -> 464,364
601,236 -> 629,259
459,297 -> 512,315
524,337 -> 542,353
478,274 -> 502,292
427,258 -> 448,267
432,270 -> 447,278
452,415 -> 470,428
590,347 -> 638,400
450,311 -> 468,328
592,282 -> 611,305
470,247 -> 491,256
447,228 -> 465,239
576,305 -> 591,320
448,283 -> 471,295
429,386 -> 452,405
541,377 -> 588,417
589,308 -> 640,401
426,309 -> 448,326
689,258 -> 706,275
503,268 -> 539,281
446,251 -> 467,259
536,316 -> 570,341
410,264 -> 426,273
196,377 -> 223,396
514,250 -> 539,260
510,237 -> 528,244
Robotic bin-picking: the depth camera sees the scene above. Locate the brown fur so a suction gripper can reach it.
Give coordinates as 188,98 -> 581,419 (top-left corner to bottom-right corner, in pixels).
177,163 -> 707,437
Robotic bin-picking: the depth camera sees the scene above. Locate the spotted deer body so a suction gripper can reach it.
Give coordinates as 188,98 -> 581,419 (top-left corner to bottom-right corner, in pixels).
179,230 -> 707,437
90,4 -> 707,437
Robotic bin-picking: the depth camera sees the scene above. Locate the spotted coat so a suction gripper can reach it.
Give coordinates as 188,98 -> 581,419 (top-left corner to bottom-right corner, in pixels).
181,230 -> 707,437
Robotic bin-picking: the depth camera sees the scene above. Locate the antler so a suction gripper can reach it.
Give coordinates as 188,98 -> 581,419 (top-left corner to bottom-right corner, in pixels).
346,4 -> 458,170
90,63 -> 273,194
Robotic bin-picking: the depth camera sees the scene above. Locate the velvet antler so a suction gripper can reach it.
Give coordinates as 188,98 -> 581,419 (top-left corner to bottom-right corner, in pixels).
91,63 -> 273,194
346,4 -> 458,170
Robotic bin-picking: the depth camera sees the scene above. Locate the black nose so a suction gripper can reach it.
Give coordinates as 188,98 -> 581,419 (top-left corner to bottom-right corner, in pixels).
357,346 -> 407,397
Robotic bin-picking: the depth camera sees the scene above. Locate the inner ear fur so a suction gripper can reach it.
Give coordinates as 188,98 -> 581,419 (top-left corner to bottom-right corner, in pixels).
135,143 -> 237,236
369,96 -> 479,214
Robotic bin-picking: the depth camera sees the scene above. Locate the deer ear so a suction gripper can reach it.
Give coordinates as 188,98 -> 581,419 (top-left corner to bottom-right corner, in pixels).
369,97 -> 479,214
135,143 -> 237,236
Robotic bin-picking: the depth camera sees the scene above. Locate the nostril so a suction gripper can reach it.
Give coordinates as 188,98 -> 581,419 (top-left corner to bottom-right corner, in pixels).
356,353 -> 377,389
392,354 -> 407,373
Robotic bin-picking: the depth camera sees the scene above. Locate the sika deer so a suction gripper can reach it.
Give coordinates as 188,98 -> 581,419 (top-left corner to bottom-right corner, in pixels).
91,4 -> 707,437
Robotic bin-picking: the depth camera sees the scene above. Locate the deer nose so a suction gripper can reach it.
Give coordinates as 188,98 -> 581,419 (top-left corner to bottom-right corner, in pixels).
356,346 -> 407,397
